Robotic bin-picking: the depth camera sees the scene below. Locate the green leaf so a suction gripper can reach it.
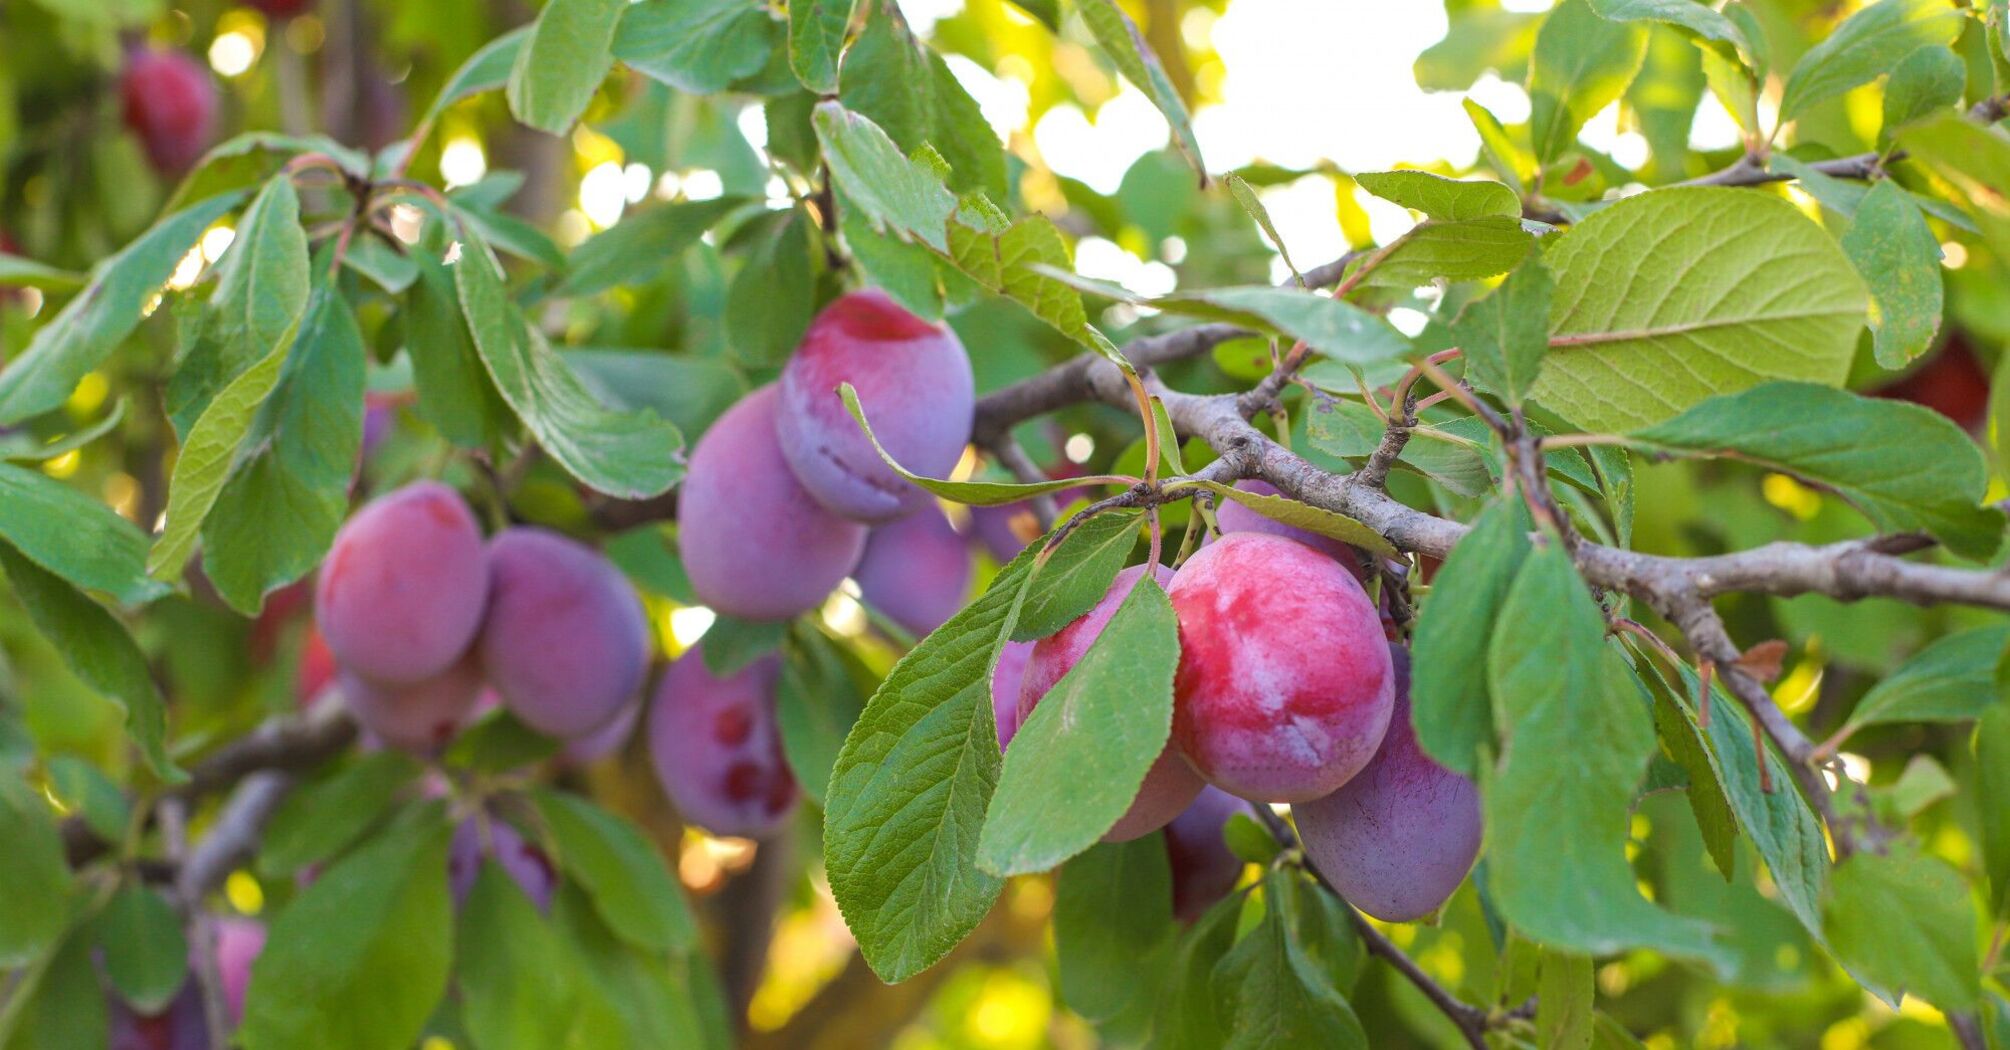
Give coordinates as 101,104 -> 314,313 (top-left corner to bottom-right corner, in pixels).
446,711 -> 560,775
0,462 -> 161,605
1629,382 -> 2000,561
1354,170 -> 1521,222
341,236 -> 418,294
454,238 -> 683,499
1884,45 -> 1967,133
836,382 -> 1126,505
458,862 -> 580,1050
1411,498 -> 1531,777
149,331 -> 295,582
0,401 -> 126,464
1896,115 -> 2010,262
0,543 -> 176,781
698,615 -> 787,678
1841,180 -> 1943,369
1213,874 -> 1368,1049
200,287 -> 366,614
1344,216 -> 1534,293
1011,511 -> 1139,642
1452,256 -> 1552,406
724,208 -> 816,368
1466,98 -> 1532,194
94,884 -> 188,1014
0,926 -> 108,1050
1486,542 -> 1723,964
813,101 -> 956,253
1225,172 -> 1305,281
506,0 -> 625,135
1538,948 -> 1595,1050
420,27 -> 529,132
604,524 -> 696,604
1160,894 -> 1242,1050
406,255 -> 508,450
565,350 -> 746,439
240,805 -> 455,1050
1054,835 -> 1177,1023
1076,0 -> 1204,180
530,789 -> 696,954
977,576 -> 1179,875
614,0 -> 776,95
1779,0 -> 1963,123
549,886 -> 723,1050
840,0 -> 1007,200
0,192 -> 241,425
1976,703 -> 2010,910
775,625 -> 867,808
1641,662 -> 1738,879
1585,0 -> 1750,56
1528,0 -> 1649,166
1823,843 -> 1980,1011
557,197 -> 743,298
836,187 -> 945,320
1534,187 -> 1869,433
789,0 -> 856,93
1842,625 -> 2010,733
450,200 -> 566,272
1163,286 -> 1412,366
0,253 -> 84,292
949,217 -> 1129,365
259,752 -> 422,878
44,757 -> 129,843
0,777 -> 70,968
1182,479 -> 1395,558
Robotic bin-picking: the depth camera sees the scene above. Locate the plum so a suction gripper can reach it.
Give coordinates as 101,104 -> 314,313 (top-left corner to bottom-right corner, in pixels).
1165,786 -> 1252,922
1167,533 -> 1393,803
214,918 -> 266,1024
775,290 -> 975,522
479,528 -> 650,740
449,816 -> 556,910
679,384 -> 868,621
648,647 -> 798,838
314,481 -> 489,686
1015,564 -> 1204,842
295,625 -> 336,708
109,986 -> 204,1050
338,653 -> 483,753
562,697 -> 640,765
119,46 -> 216,174
991,639 -> 1034,748
1294,649 -> 1481,923
1216,479 -> 1367,577
853,507 -> 972,638
249,0 -> 315,18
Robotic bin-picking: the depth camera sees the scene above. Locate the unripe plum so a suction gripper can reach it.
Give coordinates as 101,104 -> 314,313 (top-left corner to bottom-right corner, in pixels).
479,528 -> 650,740
853,507 -> 972,638
120,47 -> 217,175
314,481 -> 489,686
991,639 -> 1034,747
775,290 -> 975,522
1165,786 -> 1252,923
1294,649 -> 1481,923
648,647 -> 798,838
1016,564 -> 1204,842
679,384 -> 868,621
1216,479 -> 1367,577
1168,533 -> 1393,803
338,653 -> 483,753
214,918 -> 266,1024
449,816 -> 557,910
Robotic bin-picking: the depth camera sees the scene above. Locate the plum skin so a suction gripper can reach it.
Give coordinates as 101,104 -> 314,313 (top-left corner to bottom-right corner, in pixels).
1165,786 -> 1252,923
679,384 -> 867,621
479,527 -> 650,740
991,639 -> 1034,747
120,46 -> 217,174
449,816 -> 557,910
1216,479 -> 1367,578
314,481 -> 490,686
853,507 -> 972,638
1294,648 -> 1482,923
1167,532 -> 1393,803
648,646 -> 799,838
339,653 -> 483,753
1015,563 -> 1203,842
775,290 -> 975,522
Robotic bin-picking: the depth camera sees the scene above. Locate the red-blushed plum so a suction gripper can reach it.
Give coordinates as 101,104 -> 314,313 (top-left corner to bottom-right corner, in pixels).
314,481 -> 489,686
1168,533 -> 1393,803
338,653 -> 483,753
679,385 -> 868,621
562,697 -> 640,765
1294,648 -> 1481,923
295,625 -> 336,708
991,639 -> 1034,748
853,507 -> 972,638
1016,564 -> 1204,842
1165,786 -> 1252,923
1216,479 -> 1367,578
479,528 -> 650,739
109,986 -> 203,1050
449,816 -> 557,910
775,290 -> 975,522
648,647 -> 799,838
214,917 -> 266,1024
119,46 -> 217,174
249,0 -> 314,17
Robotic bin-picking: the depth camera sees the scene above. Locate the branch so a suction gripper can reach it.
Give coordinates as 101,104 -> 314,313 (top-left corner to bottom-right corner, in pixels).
1677,150 -> 1882,188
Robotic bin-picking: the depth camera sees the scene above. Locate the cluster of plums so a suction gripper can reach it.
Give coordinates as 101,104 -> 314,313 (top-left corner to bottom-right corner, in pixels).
995,510 -> 1484,924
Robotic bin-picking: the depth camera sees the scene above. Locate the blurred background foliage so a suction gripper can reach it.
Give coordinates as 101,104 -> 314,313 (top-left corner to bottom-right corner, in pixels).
0,0 -> 2005,1046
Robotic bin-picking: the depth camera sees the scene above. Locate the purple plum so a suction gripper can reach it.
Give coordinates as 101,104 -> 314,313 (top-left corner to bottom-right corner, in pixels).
479,528 -> 650,740
853,507 -> 973,638
647,647 -> 798,838
314,481 -> 489,686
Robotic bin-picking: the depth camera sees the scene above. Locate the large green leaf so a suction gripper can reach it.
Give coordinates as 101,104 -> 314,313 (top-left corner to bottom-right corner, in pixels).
454,238 -> 682,498
1212,874 -> 1368,1049
458,862 -> 580,1050
1451,256 -> 1552,406
1882,45 -> 1966,134
1841,180 -> 1942,369
1629,382 -> 2000,561
1411,498 -> 1531,777
550,886 -> 723,1050
840,0 -> 1007,199
1779,0 -> 1963,123
0,462 -> 161,606
417,28 -> 528,132
813,101 -> 956,253
723,208 -> 816,368
0,778 -> 70,968
259,752 -> 422,878
613,0 -> 777,95
506,0 -> 625,135
1160,286 -> 1413,366
1533,188 -> 1869,433
531,790 -> 696,955
0,192 -> 241,425
0,926 -> 108,1050
789,0 -> 856,93
1344,216 -> 1534,292
1077,0 -> 1204,179
1354,169 -> 1521,221
1823,844 -> 1980,1011
148,331 -> 294,582
1527,0 -> 1649,165
93,884 -> 187,1014
977,576 -> 1180,875
949,217 -> 1128,364
1053,836 -> 1177,1024
774,625 -> 867,809
405,255 -> 508,450
1586,0 -> 1750,55
1842,625 -> 2010,733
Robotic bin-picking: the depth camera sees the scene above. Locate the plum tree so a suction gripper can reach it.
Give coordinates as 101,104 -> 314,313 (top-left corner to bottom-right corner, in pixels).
313,481 -> 489,687
1216,480 -> 1366,576
1164,786 -> 1252,923
1167,533 -> 1393,803
1016,564 -> 1204,841
338,654 -> 484,753
991,639 -> 1034,747
1294,648 -> 1481,923
119,46 -> 217,174
215,918 -> 266,1024
648,647 -> 798,838
679,384 -> 867,621
853,507 -> 972,638
479,528 -> 650,739
448,816 -> 557,910
775,290 -> 975,522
